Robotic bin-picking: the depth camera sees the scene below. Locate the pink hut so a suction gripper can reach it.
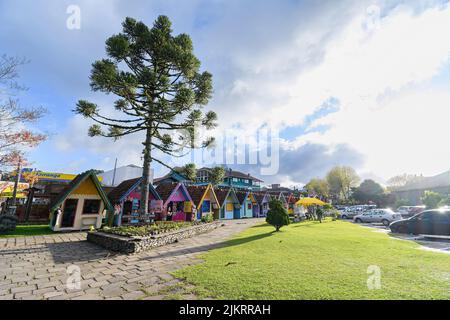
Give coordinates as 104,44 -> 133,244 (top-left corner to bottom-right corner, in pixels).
155,183 -> 195,221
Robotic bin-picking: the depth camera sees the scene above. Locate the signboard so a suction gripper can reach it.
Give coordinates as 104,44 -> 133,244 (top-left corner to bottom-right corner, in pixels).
0,181 -> 29,198
19,168 -> 103,182
184,201 -> 192,213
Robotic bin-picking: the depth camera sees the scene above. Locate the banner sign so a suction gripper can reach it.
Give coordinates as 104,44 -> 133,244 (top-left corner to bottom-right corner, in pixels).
19,168 -> 103,182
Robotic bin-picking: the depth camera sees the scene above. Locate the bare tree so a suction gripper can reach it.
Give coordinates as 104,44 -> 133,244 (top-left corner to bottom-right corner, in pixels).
0,55 -> 46,167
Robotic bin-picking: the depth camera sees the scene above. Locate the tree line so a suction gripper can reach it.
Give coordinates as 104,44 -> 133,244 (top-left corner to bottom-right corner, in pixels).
304,167 -> 450,209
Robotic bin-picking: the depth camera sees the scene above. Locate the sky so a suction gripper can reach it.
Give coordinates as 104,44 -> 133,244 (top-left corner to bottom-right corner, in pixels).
1,0 -> 450,187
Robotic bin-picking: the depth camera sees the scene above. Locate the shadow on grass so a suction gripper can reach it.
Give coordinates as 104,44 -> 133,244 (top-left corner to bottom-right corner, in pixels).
0,222 -> 274,267
141,231 -> 275,262
290,219 -> 336,228
249,222 -> 270,228
291,221 -> 324,228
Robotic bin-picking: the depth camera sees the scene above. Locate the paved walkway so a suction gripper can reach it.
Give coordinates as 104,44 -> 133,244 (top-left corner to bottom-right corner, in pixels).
0,219 -> 263,300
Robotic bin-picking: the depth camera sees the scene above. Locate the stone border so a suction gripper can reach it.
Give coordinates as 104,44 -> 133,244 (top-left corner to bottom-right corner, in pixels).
87,221 -> 222,254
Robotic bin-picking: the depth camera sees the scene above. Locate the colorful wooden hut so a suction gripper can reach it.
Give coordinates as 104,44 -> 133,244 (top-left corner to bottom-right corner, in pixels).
235,190 -> 257,219
269,191 -> 289,210
155,183 -> 195,221
107,177 -> 161,226
186,184 -> 220,220
253,191 -> 270,217
215,187 -> 240,220
287,193 -> 300,215
48,170 -> 113,232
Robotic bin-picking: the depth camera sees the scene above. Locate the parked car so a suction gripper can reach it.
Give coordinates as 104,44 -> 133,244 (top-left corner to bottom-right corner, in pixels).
340,205 -> 374,219
396,206 -> 425,218
339,208 -> 360,219
390,209 -> 450,236
353,209 -> 402,226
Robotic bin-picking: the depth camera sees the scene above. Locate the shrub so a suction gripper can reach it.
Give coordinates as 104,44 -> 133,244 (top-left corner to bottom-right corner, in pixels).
438,194 -> 450,207
316,208 -> 324,223
201,213 -> 214,223
421,191 -> 442,209
266,199 -> 290,232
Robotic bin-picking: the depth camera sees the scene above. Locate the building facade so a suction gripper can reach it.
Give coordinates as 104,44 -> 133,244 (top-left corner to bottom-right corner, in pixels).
100,165 -> 150,187
392,170 -> 450,205
196,167 -> 263,190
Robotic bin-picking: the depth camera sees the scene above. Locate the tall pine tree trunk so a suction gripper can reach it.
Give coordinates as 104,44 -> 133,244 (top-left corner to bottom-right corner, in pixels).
140,127 -> 152,216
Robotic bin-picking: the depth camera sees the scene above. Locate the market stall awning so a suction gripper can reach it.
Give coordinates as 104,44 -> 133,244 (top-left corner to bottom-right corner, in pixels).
0,191 -> 27,198
295,197 -> 327,207
0,182 -> 29,199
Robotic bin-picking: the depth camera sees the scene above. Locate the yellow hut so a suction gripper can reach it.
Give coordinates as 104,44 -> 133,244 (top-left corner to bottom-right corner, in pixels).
48,170 -> 113,232
186,184 -> 220,220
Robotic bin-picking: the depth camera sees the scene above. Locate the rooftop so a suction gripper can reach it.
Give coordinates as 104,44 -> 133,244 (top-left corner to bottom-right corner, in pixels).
198,167 -> 263,183
395,169 -> 450,191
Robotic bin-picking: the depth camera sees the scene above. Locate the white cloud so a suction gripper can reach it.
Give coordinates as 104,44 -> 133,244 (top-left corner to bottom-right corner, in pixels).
22,0 -> 450,182
237,2 -> 450,181
291,3 -> 450,179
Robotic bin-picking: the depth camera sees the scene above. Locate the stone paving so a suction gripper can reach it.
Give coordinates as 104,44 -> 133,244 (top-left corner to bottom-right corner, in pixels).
0,219 -> 263,300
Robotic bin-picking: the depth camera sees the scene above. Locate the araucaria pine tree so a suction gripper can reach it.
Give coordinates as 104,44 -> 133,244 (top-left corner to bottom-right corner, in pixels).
75,16 -> 217,215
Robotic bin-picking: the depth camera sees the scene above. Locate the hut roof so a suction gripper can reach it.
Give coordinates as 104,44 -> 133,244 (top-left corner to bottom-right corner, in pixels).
235,191 -> 250,204
49,170 -> 113,212
107,178 -> 141,204
186,185 -> 209,207
214,187 -> 233,207
253,191 -> 268,204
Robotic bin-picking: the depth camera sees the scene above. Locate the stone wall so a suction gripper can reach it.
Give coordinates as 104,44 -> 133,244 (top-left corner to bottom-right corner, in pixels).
87,221 -> 222,254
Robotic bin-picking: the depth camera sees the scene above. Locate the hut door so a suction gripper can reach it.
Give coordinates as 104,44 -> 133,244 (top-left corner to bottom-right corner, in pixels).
61,199 -> 78,228
200,200 -> 210,219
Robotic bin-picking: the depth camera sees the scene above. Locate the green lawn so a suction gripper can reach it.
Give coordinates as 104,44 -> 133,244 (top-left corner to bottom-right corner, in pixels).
174,220 -> 450,299
0,224 -> 54,238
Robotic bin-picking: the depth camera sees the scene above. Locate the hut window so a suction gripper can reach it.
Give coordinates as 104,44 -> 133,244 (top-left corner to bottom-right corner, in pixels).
226,203 -> 233,211
82,199 -> 101,214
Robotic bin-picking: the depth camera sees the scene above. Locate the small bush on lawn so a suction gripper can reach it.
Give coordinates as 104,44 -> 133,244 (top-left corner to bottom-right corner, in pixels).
201,213 -> 214,223
266,199 -> 290,232
101,221 -> 203,237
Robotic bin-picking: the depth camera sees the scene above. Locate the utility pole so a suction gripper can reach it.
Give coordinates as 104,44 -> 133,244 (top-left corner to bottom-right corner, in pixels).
111,158 -> 118,187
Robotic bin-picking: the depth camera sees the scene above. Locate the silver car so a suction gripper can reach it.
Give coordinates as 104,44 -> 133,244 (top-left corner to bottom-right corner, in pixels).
354,209 -> 402,226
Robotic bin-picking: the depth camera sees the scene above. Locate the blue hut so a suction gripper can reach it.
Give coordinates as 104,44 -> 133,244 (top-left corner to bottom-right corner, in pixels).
215,187 -> 240,220
235,190 -> 257,219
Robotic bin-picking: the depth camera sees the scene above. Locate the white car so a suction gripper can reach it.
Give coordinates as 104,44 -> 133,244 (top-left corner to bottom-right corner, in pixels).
353,209 -> 403,226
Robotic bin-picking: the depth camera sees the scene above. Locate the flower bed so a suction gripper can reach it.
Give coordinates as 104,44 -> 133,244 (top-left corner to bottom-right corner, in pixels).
101,221 -> 203,237
87,221 -> 222,254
